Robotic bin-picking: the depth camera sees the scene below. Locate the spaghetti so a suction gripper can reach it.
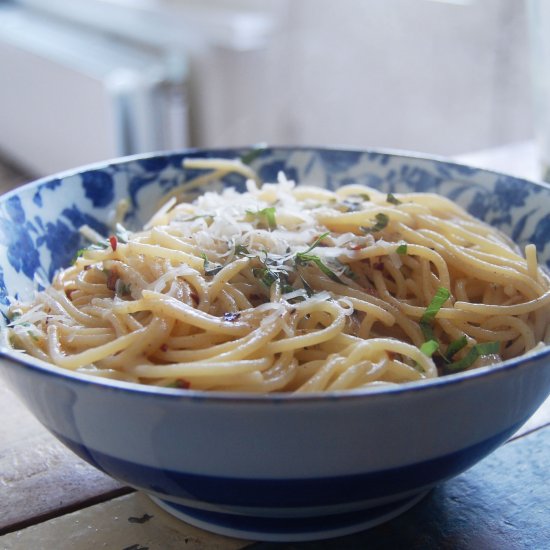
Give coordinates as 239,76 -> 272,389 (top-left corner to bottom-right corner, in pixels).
7,159 -> 550,392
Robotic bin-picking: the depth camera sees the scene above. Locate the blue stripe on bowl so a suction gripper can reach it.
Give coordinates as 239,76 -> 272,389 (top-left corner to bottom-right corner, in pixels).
51,420 -> 522,510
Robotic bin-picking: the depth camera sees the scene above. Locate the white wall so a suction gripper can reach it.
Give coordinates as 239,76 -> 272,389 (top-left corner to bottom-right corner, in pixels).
190,0 -> 533,155
0,0 -> 535,175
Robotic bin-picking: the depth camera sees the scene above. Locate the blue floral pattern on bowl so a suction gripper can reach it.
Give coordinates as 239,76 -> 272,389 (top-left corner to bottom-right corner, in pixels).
1,146 -> 549,310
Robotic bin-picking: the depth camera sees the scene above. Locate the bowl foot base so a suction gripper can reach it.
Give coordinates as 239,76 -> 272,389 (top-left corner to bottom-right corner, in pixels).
149,490 -> 429,542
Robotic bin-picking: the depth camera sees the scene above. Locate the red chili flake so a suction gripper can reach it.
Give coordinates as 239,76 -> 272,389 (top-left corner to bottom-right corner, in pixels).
223,312 -> 241,322
349,243 -> 363,251
160,343 -> 168,352
175,379 -> 190,389
106,270 -> 118,291
109,235 -> 118,251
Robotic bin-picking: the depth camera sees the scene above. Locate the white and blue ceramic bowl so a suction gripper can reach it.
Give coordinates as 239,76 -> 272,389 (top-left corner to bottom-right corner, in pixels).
1,147 -> 550,542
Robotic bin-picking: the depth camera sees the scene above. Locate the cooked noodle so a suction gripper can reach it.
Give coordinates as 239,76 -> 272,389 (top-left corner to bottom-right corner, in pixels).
8,159 -> 550,392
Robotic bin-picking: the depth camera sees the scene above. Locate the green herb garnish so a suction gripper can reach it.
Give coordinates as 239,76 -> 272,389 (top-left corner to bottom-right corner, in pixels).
235,244 -> 255,257
360,213 -> 389,234
245,206 -> 277,230
287,233 -> 343,283
201,253 -> 223,276
310,256 -> 343,283
240,145 -> 267,165
261,207 -> 277,230
445,335 -> 468,362
72,248 -> 86,265
396,243 -> 408,255
419,287 -> 451,341
300,232 -> 330,255
420,339 -> 439,357
252,267 -> 280,288
386,193 -> 401,205
299,273 -> 314,297
9,314 -> 31,328
8,311 -> 21,323
295,254 -> 343,284
341,263 -> 357,280
444,341 -> 500,373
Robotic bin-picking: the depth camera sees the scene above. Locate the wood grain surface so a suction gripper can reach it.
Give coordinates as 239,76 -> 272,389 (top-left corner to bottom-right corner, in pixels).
0,492 -> 248,550
0,383 -> 128,534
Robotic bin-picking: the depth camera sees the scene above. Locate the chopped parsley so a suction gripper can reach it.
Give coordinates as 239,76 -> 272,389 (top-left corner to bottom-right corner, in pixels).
444,341 -> 500,373
295,253 -> 343,283
419,287 -> 451,341
360,213 -> 389,234
233,232 -> 344,292
234,243 -> 257,258
396,243 -> 408,255
240,145 -> 267,165
245,206 -> 277,230
386,193 -> 401,205
340,263 -> 357,280
252,266 -> 280,288
299,273 -> 314,297
444,335 -> 468,362
420,339 -> 439,357
8,311 -> 21,323
290,233 -> 343,283
201,253 -> 223,276
72,248 -> 85,265
299,232 -> 329,255
255,250 -> 291,288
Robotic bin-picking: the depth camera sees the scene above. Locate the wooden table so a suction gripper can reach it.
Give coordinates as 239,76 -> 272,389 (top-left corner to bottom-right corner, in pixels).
1,143 -> 549,549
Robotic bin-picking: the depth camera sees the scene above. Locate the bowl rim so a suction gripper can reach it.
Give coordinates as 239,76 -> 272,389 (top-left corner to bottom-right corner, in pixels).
5,143 -> 550,196
1,343 -> 550,404
2,144 -> 550,404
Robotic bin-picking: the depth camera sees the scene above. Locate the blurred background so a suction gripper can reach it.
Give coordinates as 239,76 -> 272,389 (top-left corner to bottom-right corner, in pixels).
0,0 -> 540,185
